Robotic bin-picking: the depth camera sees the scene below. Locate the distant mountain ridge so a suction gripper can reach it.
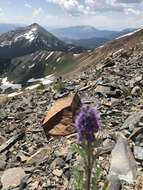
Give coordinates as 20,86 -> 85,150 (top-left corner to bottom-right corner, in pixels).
49,26 -> 138,49
0,23 -> 24,34
0,23 -> 85,85
0,23 -> 83,59
49,25 -> 137,40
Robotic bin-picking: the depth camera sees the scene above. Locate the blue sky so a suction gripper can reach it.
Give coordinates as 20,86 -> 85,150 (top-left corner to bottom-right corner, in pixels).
0,0 -> 143,30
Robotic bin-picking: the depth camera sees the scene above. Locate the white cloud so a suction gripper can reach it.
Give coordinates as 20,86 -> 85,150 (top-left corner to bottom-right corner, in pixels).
47,0 -> 89,15
47,0 -> 143,16
116,0 -> 142,3
25,3 -> 32,8
0,8 -> 4,16
32,7 -> 43,17
124,8 -> 141,15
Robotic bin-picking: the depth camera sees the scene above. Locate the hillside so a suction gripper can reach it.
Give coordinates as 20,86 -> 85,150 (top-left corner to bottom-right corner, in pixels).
65,28 -> 143,75
0,26 -> 142,90
64,37 -> 109,49
7,51 -> 82,84
0,42 -> 143,189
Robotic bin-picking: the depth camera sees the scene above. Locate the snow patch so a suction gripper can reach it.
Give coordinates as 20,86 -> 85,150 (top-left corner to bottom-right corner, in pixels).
27,74 -> 55,85
56,57 -> 61,62
40,53 -> 46,61
26,84 -> 40,90
0,41 -> 11,47
45,52 -> 54,60
0,77 -> 22,92
73,54 -> 80,57
113,48 -> 124,56
14,27 -> 37,43
28,64 -> 35,69
24,27 -> 37,42
116,29 -> 142,40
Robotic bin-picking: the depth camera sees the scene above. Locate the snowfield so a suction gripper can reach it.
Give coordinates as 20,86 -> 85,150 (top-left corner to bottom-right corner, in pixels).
0,77 -> 22,92
27,74 -> 55,85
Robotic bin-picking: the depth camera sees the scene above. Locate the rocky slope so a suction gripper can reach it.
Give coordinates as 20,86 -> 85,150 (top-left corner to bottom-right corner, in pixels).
64,28 -> 143,76
0,45 -> 143,189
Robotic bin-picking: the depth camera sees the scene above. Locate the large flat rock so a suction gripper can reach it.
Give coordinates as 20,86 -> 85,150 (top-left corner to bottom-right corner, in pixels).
1,167 -> 26,189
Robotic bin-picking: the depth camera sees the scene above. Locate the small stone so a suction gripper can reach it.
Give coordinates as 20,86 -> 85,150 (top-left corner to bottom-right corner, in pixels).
0,136 -> 6,145
129,127 -> 143,141
135,175 -> 143,190
134,146 -> 143,161
0,132 -> 25,153
27,146 -> 52,164
0,154 -> 6,170
53,92 -> 69,100
121,110 -> 143,131
51,158 -> 65,169
55,147 -> 69,158
16,151 -> 30,162
1,167 -> 26,189
29,181 -> 39,190
52,169 -> 63,177
131,86 -> 141,96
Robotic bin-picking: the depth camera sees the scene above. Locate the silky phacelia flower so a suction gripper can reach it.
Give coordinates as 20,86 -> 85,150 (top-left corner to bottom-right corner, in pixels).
75,106 -> 101,143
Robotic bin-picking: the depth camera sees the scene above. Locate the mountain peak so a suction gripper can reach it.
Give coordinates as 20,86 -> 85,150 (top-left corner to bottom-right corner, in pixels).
29,23 -> 41,29
0,23 -> 83,59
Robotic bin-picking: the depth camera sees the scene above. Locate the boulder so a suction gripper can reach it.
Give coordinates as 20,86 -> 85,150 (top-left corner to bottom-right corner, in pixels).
42,93 -> 81,136
1,167 -> 26,189
108,134 -> 137,183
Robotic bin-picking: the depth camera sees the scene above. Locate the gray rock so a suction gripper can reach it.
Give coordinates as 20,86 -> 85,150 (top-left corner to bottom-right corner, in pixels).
129,75 -> 143,87
0,132 -> 25,153
131,86 -> 141,96
121,110 -> 143,131
53,92 -> 69,100
108,134 -> 137,183
51,158 -> 65,169
52,169 -> 63,177
26,146 -> 52,164
1,167 -> 26,189
134,146 -> 143,160
95,84 -> 121,98
108,175 -> 121,190
0,154 -> 6,170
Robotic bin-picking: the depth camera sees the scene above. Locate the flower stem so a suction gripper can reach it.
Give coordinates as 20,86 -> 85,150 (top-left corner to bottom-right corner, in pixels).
86,142 -> 92,190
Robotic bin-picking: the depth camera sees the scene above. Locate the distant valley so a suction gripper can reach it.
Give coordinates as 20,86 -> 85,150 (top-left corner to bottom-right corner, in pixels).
49,26 -> 137,49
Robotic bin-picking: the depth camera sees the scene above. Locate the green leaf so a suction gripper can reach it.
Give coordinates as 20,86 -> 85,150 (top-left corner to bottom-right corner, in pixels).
73,169 -> 85,190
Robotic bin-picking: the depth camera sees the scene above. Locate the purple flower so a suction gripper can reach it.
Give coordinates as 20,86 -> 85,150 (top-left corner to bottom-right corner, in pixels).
75,106 -> 101,143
